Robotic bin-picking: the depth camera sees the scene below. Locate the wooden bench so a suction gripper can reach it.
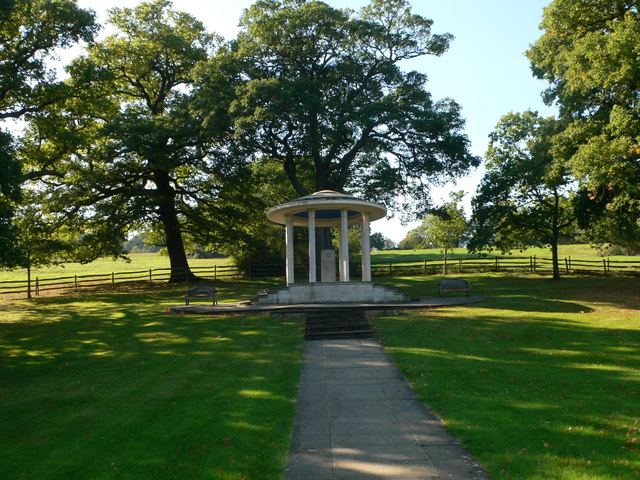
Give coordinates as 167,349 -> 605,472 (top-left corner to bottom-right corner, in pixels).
438,278 -> 471,297
185,285 -> 217,305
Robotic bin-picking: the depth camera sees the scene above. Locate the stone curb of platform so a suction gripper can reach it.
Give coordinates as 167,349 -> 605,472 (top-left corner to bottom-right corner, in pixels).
167,295 -> 489,316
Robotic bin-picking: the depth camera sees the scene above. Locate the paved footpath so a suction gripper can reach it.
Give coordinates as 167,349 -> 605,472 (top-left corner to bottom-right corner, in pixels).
284,339 -> 493,480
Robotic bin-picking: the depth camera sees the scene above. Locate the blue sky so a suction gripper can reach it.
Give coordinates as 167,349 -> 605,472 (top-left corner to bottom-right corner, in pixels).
77,0 -> 556,242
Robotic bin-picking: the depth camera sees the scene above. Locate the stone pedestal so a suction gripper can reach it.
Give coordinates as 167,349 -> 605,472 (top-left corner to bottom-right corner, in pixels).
321,249 -> 336,282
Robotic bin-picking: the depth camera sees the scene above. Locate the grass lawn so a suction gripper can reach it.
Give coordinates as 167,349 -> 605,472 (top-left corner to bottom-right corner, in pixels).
371,244 -> 621,264
0,253 -> 232,284
2,270 -> 639,480
0,279 -> 302,480
374,274 -> 640,480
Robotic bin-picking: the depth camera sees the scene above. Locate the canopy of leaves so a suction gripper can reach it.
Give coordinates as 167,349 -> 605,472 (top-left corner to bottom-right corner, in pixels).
469,111 -> 576,278
399,191 -> 468,251
0,0 -> 97,120
20,1 -> 247,280
0,131 -> 22,267
527,0 -> 640,246
0,0 -> 96,268
226,0 -> 478,216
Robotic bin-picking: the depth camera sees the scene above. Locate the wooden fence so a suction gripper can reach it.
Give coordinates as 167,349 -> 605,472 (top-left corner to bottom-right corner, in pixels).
1,255 -> 639,299
0,264 -> 243,298
369,255 -> 640,277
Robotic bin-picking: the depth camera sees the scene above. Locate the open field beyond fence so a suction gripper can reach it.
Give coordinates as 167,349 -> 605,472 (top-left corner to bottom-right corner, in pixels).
2,247 -> 639,299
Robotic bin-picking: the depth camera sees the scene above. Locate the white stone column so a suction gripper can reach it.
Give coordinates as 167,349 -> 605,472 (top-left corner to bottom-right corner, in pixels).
308,209 -> 316,283
339,209 -> 350,281
285,214 -> 295,285
361,212 -> 371,282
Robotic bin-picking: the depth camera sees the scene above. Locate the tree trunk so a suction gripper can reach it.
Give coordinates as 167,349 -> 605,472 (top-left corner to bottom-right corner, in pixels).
154,171 -> 198,283
551,232 -> 561,281
551,192 -> 561,281
443,247 -> 448,275
27,261 -> 32,299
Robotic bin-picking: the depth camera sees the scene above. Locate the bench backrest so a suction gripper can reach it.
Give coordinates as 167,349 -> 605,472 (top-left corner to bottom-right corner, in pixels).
187,285 -> 217,296
439,278 -> 469,289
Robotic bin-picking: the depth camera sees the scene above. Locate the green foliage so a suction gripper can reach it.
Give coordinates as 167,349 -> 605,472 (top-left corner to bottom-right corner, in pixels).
122,233 -> 163,254
470,111 -> 576,279
212,163 -> 300,272
399,191 -> 468,273
370,231 -> 394,250
0,0 -> 97,121
21,0 -> 244,281
228,0 -> 478,215
0,0 -> 97,268
400,191 -> 468,248
0,131 -> 21,267
527,0 -> 640,249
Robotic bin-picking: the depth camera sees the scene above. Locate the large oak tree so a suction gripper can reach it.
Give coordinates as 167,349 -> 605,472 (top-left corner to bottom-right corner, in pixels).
527,0 -> 640,248
469,111 -> 576,280
23,0 -> 238,281
224,0 -> 478,213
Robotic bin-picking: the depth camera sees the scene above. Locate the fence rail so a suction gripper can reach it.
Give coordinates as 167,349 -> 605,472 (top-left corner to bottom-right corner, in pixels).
1,255 -> 639,298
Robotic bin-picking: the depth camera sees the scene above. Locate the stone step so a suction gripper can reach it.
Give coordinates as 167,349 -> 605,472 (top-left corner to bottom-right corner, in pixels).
304,312 -> 375,340
305,329 -> 376,340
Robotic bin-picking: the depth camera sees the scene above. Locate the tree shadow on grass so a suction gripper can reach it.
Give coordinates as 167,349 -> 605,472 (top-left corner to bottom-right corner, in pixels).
0,290 -> 304,480
373,304 -> 640,480
379,274 -> 640,311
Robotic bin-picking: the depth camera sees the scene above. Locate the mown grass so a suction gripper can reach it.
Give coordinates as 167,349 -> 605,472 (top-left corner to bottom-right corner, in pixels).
370,244 -> 621,263
2,265 -> 639,479
374,273 -> 640,480
0,281 -> 303,480
0,253 -> 232,283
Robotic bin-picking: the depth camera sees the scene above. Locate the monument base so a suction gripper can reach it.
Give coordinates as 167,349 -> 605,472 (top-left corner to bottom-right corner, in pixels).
256,282 -> 414,305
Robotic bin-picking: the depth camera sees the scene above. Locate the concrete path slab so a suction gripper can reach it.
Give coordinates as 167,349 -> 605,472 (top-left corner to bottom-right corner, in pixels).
284,339 -> 493,480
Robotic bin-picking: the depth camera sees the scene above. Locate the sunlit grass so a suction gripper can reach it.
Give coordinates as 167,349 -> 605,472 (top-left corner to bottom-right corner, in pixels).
375,273 -> 640,480
0,253 -> 232,283
371,244 -> 622,263
0,283 -> 303,480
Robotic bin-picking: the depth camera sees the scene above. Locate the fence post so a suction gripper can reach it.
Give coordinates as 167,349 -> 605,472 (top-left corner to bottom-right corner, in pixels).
607,258 -> 611,274
74,274 -> 78,291
423,259 -> 427,275
459,258 -> 462,274
214,264 -> 217,280
495,256 -> 499,271
533,255 -> 537,273
35,277 -> 39,297
112,272 -> 115,288
603,259 -> 608,276
564,257 -> 569,273
389,262 -> 392,276
149,269 -> 153,284
568,256 -> 572,272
